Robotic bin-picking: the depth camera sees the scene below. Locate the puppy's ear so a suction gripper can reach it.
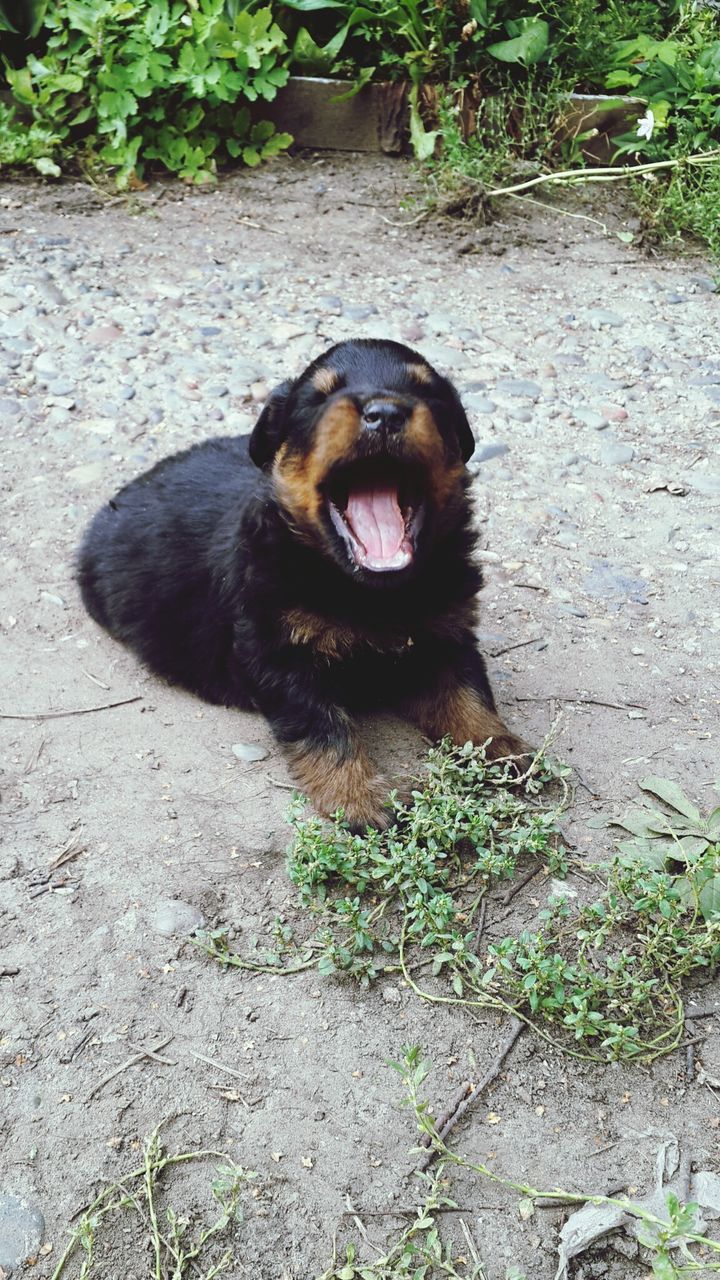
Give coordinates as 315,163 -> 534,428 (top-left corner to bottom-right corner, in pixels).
450,388 -> 476,463
248,379 -> 294,470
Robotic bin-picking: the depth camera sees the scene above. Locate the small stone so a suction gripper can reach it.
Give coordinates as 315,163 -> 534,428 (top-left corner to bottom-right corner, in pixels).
465,394 -> 496,414
400,320 -> 425,343
475,442 -> 510,463
631,646 -> 645,655
0,397 -> 22,417
87,323 -> 123,345
150,900 -> 205,937
587,308 -> 625,328
231,742 -> 269,762
342,304 -> 378,322
573,407 -> 608,431
47,378 -> 75,397
495,377 -> 541,399
0,1192 -> 45,1270
600,442 -> 635,466
602,404 -> 628,422
67,461 -> 105,485
382,985 -> 402,1005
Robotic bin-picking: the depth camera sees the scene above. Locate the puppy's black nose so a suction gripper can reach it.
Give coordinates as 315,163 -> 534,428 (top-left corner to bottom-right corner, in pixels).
361,400 -> 409,434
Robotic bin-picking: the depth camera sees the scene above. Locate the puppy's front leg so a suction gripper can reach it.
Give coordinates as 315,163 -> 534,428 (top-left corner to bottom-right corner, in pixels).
252,664 -> 389,829
403,642 -> 524,761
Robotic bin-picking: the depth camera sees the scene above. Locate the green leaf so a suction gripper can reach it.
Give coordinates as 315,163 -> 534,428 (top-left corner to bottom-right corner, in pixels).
698,874 -> 720,922
487,18 -> 549,66
34,155 -> 61,177
616,838 -> 671,870
639,777 -> 702,825
707,807 -> 720,838
408,84 -> 438,161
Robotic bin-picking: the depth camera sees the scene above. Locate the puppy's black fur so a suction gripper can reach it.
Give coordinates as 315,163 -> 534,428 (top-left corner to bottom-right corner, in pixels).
78,338 -> 521,828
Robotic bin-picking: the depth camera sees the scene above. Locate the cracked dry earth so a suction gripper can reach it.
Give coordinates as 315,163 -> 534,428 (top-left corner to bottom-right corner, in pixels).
1,154 -> 719,1280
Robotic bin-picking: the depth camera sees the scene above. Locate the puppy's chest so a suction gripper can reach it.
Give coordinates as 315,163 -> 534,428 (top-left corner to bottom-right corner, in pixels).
281,600 -> 476,662
282,607 -> 413,661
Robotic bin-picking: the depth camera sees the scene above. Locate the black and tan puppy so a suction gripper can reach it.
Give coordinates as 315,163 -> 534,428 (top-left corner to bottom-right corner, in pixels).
78,338 -> 522,828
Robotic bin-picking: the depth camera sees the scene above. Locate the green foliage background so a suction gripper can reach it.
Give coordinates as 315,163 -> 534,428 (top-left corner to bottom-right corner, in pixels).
0,1 -> 718,248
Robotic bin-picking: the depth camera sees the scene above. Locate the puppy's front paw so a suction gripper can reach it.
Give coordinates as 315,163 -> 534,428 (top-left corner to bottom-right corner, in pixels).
287,741 -> 390,831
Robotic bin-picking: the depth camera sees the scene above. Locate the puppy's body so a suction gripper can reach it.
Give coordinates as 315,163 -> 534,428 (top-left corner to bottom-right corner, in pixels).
79,339 -> 521,827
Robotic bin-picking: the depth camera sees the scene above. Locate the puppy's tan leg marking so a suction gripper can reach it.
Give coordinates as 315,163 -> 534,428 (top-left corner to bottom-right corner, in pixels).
406,679 -> 524,760
287,741 -> 390,829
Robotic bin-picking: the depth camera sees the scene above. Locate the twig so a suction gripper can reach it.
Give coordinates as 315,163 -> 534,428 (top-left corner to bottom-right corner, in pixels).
489,636 -> 544,657
417,1018 -> 524,1170
49,834 -> 87,871
514,694 -> 646,712
472,899 -> 487,954
485,147 -> 720,199
501,864 -> 542,907
377,210 -> 429,227
0,696 -> 142,721
85,1035 -> 174,1101
82,668 -> 111,690
187,1050 -> 250,1081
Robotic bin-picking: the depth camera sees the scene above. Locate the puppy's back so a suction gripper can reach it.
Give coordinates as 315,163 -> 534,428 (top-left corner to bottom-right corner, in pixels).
77,435 -> 261,700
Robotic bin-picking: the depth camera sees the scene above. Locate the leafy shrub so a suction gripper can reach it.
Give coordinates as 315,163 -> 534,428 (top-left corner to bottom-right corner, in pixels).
2,0 -> 292,185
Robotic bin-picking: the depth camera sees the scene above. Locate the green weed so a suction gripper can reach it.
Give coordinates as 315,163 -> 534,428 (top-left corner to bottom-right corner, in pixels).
51,1125 -> 257,1280
1,0 -> 292,186
200,743 -> 720,1064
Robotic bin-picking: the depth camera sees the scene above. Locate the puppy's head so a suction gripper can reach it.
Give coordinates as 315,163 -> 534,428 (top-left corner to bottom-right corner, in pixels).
249,339 -> 475,583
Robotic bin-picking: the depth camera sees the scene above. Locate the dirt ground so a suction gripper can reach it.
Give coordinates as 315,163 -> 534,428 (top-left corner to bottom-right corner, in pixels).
1,154 -> 719,1279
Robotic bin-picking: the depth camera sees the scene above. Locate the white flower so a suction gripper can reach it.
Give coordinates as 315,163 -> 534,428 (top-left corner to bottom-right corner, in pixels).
636,109 -> 655,141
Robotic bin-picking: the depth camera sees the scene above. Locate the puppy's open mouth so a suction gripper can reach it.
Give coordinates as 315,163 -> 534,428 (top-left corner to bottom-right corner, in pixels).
325,459 -> 425,573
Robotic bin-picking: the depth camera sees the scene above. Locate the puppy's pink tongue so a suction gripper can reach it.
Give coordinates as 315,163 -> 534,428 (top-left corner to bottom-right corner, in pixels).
345,484 -> 406,566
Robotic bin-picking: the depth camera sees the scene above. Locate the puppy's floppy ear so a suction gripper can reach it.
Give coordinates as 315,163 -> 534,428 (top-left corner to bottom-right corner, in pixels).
248,379 -> 294,470
449,387 -> 476,463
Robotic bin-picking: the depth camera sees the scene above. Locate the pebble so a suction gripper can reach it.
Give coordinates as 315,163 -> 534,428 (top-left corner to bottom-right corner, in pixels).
600,442 -> 635,466
150,900 -> 205,937
0,1192 -> 45,1270
587,308 -> 625,328
464,394 -> 495,414
495,377 -> 541,399
475,442 -> 510,463
231,742 -> 269,762
573,407 -> 608,431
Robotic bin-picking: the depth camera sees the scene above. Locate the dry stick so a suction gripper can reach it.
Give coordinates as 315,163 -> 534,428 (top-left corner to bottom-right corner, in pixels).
417,1018 -> 524,1172
501,864 -> 542,907
472,899 -> 487,955
490,636 -> 545,658
187,1049 -> 250,1081
85,1035 -> 174,1101
485,147 -> 720,199
0,695 -> 142,721
514,695 -> 646,712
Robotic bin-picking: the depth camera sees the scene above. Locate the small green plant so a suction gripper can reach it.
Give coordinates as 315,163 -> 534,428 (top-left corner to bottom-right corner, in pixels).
2,0 -> 292,185
51,1125 -> 257,1280
390,1045 -> 720,1279
201,747 -> 720,1063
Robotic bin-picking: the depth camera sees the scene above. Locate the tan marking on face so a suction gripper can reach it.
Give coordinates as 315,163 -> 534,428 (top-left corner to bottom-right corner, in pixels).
283,607 -> 411,660
312,367 -> 342,396
406,362 -> 433,384
272,397 -> 361,534
404,402 -> 465,509
405,678 -> 524,760
287,740 -> 389,828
